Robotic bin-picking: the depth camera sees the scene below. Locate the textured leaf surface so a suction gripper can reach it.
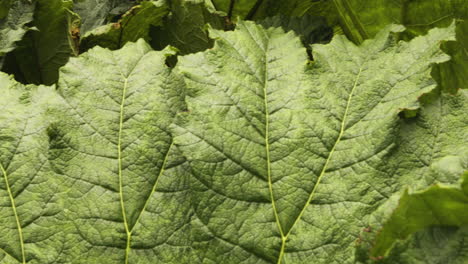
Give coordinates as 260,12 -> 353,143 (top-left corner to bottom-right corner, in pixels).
375,174 -> 468,258
50,39 -> 190,263
175,21 -> 454,263
394,90 -> 468,188
0,0 -> 35,58
80,0 -> 169,52
353,89 -> 468,263
333,0 -> 468,91
0,73 -> 64,264
383,226 -> 468,264
355,172 -> 468,263
1,0 -> 79,85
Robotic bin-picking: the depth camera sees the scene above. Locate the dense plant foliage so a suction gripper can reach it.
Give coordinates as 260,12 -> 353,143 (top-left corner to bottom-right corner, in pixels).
0,0 -> 466,263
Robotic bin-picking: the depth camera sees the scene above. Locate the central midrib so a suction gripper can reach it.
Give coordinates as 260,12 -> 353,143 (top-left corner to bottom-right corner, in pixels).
118,78 -> 132,264
276,67 -> 363,263
259,42 -> 287,264
117,75 -> 174,264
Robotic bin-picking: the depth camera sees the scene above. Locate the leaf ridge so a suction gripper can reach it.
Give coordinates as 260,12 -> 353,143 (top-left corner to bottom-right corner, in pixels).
117,77 -> 131,264
262,32 -> 285,243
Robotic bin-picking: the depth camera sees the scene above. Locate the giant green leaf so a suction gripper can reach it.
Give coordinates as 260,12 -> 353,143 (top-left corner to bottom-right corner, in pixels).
174,21 -> 455,263
48,39 -> 191,263
0,0 -> 35,59
1,0 -> 79,85
333,0 -> 468,92
0,73 -> 66,264
80,0 -> 169,52
0,14 -> 464,263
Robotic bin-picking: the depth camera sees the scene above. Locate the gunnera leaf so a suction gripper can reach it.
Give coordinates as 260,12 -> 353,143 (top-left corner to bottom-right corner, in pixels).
47,39 -> 191,263
174,20 -> 455,263
0,73 -> 65,264
383,226 -> 468,264
210,0 -> 255,20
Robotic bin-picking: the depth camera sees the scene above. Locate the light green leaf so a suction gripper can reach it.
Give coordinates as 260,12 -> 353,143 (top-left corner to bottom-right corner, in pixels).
333,0 -> 468,92
175,21 -> 454,263
80,0 -> 169,52
1,0 -> 79,85
0,73 -> 64,264
48,39 -> 191,263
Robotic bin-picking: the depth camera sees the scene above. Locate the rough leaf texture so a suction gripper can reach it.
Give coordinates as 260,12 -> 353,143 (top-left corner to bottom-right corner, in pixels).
175,21 -> 455,263
50,40 -> 190,263
0,18 -> 465,263
0,73 -> 63,264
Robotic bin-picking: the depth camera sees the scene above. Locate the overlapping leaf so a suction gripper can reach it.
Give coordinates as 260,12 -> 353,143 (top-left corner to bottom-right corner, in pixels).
356,172 -> 468,263
333,0 -> 468,92
354,89 -> 468,263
